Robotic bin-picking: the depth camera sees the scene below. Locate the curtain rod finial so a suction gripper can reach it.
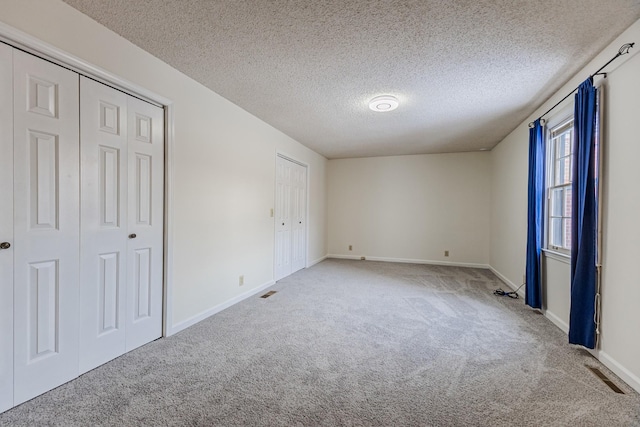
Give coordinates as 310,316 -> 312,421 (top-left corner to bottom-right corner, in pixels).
619,42 -> 634,55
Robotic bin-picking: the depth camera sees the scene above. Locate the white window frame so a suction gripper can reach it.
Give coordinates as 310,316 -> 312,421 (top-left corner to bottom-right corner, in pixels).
545,114 -> 574,255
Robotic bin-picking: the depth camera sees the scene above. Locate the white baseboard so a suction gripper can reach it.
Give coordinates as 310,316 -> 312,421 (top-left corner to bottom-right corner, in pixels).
308,255 -> 328,267
542,309 -> 569,333
593,350 -> 640,394
327,254 -> 489,269
167,279 -> 275,336
326,254 -> 361,260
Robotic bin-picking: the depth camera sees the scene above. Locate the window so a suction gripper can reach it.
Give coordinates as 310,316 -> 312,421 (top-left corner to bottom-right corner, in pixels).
546,118 -> 574,253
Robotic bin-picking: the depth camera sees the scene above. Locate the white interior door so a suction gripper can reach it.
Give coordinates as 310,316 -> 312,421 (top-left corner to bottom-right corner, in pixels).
290,162 -> 307,273
275,156 -> 307,281
275,156 -> 292,280
0,42 -> 14,413
79,77 -> 129,373
125,95 -> 164,351
79,78 -> 164,368
0,43 -> 165,413
12,50 -> 80,405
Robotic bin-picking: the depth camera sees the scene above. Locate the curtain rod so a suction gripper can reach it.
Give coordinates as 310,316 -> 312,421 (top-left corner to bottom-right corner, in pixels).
528,42 -> 635,128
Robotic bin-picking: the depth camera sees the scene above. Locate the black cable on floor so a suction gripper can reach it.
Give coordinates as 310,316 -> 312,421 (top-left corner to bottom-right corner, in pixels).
494,283 -> 525,299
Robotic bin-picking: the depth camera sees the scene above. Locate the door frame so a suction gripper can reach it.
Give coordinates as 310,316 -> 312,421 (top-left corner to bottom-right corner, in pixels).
274,152 -> 309,279
0,22 -> 177,337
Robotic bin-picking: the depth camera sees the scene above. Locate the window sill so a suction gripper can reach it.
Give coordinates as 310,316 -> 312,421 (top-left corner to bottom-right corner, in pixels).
542,248 -> 571,264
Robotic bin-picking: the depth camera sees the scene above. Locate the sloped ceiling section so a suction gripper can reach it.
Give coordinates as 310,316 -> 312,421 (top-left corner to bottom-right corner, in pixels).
64,0 -> 640,159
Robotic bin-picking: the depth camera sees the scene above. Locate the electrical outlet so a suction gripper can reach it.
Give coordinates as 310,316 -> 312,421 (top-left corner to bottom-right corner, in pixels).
349,245 -> 352,251
239,275 -> 244,286
360,256 -> 366,261
444,250 -> 449,257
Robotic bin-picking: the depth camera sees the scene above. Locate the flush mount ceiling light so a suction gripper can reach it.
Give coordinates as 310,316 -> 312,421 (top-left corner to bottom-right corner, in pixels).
368,95 -> 399,112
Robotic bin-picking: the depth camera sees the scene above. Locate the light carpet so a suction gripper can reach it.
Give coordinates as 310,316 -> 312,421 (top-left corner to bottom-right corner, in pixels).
1,259 -> 639,426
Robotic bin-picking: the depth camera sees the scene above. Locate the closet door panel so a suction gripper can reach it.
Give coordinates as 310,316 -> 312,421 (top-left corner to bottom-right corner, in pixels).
79,77 -> 128,373
274,156 -> 292,281
125,96 -> 164,351
12,50 -> 80,405
290,162 -> 307,273
0,42 -> 14,414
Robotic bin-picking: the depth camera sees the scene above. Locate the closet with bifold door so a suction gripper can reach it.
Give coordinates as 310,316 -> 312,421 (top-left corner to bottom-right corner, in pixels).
0,43 -> 164,413
274,155 -> 307,281
79,77 -> 164,374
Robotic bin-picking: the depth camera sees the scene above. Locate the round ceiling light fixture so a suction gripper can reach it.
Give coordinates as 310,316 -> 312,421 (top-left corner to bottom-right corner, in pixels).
368,95 -> 399,112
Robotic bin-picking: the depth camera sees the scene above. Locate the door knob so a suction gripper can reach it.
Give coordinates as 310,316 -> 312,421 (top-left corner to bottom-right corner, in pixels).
0,242 -> 10,249
128,233 -> 137,239
282,222 -> 285,226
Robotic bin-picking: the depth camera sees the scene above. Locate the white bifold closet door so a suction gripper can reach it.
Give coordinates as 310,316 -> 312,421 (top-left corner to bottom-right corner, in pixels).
274,156 -> 307,281
0,42 -> 14,414
290,160 -> 307,273
12,49 -> 81,405
0,45 -> 165,413
79,77 -> 164,374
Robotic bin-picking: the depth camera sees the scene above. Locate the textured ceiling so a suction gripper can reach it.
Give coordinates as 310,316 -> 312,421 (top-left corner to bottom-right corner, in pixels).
63,0 -> 640,159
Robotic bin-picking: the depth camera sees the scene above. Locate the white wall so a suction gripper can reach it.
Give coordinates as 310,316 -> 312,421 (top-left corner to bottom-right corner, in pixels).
328,153 -> 491,266
0,0 -> 327,332
489,18 -> 640,392
599,42 -> 640,391
541,256 -> 571,331
489,123 -> 529,286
